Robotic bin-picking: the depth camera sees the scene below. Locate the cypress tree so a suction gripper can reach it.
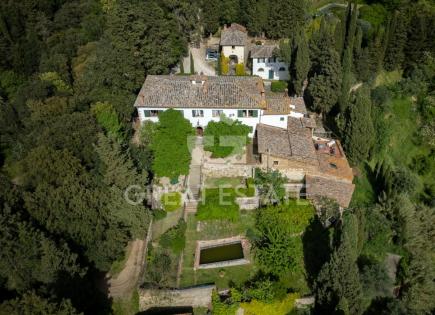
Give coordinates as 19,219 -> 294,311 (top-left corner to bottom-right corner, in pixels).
339,47 -> 353,112
180,58 -> 184,74
190,52 -> 195,74
338,2 -> 358,113
384,11 -> 408,71
344,87 -> 375,165
314,213 -> 363,315
306,47 -> 342,114
292,32 -> 310,96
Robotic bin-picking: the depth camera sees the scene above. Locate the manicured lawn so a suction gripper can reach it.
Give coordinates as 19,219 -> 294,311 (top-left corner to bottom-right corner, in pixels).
205,177 -> 255,197
180,212 -> 257,289
196,188 -> 240,221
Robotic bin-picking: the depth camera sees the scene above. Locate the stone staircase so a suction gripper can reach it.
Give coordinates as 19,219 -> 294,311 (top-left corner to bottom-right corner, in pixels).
188,164 -> 201,200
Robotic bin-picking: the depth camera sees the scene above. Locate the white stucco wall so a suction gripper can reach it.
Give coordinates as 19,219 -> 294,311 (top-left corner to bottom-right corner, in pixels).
260,114 -> 288,129
252,58 -> 289,80
137,107 -> 299,135
138,107 -> 261,136
222,46 -> 245,64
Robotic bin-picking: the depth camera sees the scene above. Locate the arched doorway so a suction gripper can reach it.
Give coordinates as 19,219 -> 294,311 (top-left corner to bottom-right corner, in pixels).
229,55 -> 238,65
196,126 -> 204,136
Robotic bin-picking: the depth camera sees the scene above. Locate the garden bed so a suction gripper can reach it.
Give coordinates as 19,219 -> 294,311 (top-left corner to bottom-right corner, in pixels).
180,213 -> 256,289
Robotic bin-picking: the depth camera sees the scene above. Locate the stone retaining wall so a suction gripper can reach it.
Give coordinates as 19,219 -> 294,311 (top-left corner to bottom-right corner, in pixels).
202,162 -> 254,178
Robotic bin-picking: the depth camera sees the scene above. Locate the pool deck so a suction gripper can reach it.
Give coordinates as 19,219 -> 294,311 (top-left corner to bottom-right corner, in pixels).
194,236 -> 251,270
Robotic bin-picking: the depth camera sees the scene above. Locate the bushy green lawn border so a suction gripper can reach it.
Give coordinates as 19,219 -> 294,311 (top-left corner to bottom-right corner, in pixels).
161,192 -> 182,212
271,81 -> 288,92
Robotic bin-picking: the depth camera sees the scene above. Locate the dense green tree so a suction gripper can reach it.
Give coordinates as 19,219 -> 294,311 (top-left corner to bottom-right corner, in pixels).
314,213 -> 363,315
404,4 -> 435,72
266,0 -> 306,38
384,11 -> 408,71
0,292 -> 79,315
242,0 -> 270,36
151,109 -> 194,179
306,48 -> 342,114
19,146 -> 127,270
95,133 -> 150,238
307,19 -> 342,113
0,209 -> 82,292
252,202 -> 314,277
344,88 -> 375,164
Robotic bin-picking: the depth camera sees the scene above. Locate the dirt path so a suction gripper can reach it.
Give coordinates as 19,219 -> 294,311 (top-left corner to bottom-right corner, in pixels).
183,44 -> 216,76
108,239 -> 146,298
108,221 -> 153,298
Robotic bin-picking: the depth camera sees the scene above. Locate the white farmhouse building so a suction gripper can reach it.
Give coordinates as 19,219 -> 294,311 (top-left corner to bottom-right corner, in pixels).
220,23 -> 247,64
250,45 -> 289,80
134,75 -> 305,135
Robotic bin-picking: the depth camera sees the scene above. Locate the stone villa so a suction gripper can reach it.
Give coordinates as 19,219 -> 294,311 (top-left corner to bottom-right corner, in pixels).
218,23 -> 290,80
219,23 -> 248,65
134,75 -> 354,207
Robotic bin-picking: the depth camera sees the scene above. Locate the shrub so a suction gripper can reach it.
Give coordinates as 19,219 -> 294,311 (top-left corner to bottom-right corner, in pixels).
236,63 -> 246,76
254,168 -> 287,205
271,81 -> 288,92
196,188 -> 240,221
212,289 -> 239,315
159,219 -> 187,255
160,192 -> 182,212
220,53 -> 229,75
204,119 -> 251,158
241,293 -> 299,315
153,209 -> 167,221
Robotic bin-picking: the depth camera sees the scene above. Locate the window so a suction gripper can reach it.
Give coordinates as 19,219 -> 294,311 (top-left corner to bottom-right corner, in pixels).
257,68 -> 264,72
279,67 -> 286,71
273,160 -> 279,166
329,163 -> 338,169
237,110 -> 258,118
280,117 -> 285,121
212,110 -> 223,117
144,110 -> 162,117
232,45 -> 235,49
269,57 -> 276,63
192,110 -> 204,117
258,58 -> 265,63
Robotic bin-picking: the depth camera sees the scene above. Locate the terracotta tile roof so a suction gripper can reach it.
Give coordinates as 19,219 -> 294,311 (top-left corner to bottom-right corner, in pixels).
264,95 -> 291,115
250,45 -> 278,58
134,75 -> 266,109
220,23 -> 247,46
314,139 -> 353,181
257,122 -> 318,164
305,175 -> 355,208
290,97 -> 307,114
